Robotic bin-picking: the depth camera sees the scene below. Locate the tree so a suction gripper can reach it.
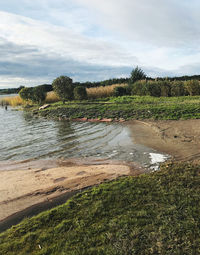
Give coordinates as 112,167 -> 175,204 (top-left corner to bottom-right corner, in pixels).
52,76 -> 74,103
130,66 -> 146,84
74,86 -> 87,100
19,87 -> 34,101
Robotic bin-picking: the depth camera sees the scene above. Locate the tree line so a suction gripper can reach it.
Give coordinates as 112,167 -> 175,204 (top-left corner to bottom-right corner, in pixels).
18,67 -> 200,104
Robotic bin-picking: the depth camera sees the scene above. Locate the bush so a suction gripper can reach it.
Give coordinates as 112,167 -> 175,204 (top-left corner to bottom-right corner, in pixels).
19,87 -> 34,101
184,80 -> 200,96
52,76 -> 74,103
171,81 -> 185,96
131,80 -> 147,96
74,86 -> 87,100
113,86 -> 126,97
124,85 -> 132,95
160,81 -> 171,97
32,86 -> 46,104
146,81 -> 161,97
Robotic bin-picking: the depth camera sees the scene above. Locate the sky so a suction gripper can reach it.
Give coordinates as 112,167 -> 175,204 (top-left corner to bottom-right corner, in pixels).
0,0 -> 200,88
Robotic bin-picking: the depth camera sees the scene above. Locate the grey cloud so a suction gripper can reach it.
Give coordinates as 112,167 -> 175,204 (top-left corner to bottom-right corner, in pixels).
0,39 -> 133,84
0,38 -> 39,58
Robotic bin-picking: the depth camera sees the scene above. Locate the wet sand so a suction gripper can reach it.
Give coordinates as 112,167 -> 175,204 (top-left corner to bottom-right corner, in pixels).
128,119 -> 200,162
1,118 -> 200,232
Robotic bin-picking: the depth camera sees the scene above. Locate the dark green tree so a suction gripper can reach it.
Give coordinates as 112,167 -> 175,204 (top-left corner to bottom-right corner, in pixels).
19,87 -> 34,101
130,66 -> 146,84
32,86 -> 46,104
52,76 -> 74,103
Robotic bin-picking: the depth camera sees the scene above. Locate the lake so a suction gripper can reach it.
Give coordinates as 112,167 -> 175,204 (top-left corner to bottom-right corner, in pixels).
0,95 -> 168,170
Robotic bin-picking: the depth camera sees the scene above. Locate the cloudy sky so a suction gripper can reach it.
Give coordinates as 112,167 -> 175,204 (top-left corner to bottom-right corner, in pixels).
0,0 -> 200,88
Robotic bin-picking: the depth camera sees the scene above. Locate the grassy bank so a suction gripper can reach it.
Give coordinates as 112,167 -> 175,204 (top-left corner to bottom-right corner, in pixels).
34,95 -> 200,120
0,162 -> 200,254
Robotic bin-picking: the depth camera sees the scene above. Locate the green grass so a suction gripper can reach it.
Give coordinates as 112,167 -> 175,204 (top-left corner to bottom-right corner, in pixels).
1,162 -> 200,254
32,95 -> 200,120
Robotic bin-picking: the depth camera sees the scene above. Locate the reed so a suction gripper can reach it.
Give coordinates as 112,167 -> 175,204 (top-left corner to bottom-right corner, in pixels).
86,83 -> 127,99
0,95 -> 25,107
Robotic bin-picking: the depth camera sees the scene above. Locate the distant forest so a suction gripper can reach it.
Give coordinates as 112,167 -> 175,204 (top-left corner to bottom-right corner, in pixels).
1,74 -> 200,94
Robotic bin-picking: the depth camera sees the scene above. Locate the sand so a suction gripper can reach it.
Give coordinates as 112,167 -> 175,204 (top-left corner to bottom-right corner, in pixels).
0,162 -> 143,231
128,119 -> 200,162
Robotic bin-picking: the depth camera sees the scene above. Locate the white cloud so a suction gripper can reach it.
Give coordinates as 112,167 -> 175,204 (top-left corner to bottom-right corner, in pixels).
76,0 -> 200,47
0,11 -> 137,67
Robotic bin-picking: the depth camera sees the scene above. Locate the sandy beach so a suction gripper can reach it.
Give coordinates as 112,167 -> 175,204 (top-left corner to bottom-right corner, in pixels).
0,160 -> 143,231
1,119 -> 200,231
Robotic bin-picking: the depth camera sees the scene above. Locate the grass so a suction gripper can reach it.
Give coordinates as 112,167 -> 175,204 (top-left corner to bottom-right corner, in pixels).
35,95 -> 200,120
2,91 -> 200,120
0,162 -> 200,254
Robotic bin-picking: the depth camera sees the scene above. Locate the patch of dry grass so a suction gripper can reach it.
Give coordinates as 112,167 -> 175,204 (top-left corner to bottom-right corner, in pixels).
45,91 -> 59,103
86,83 -> 127,99
0,95 -> 25,107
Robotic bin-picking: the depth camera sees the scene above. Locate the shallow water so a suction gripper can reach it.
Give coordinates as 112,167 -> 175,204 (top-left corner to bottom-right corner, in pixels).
0,95 -> 168,170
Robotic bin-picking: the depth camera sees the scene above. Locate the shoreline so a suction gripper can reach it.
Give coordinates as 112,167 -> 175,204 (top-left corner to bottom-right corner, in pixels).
0,161 -> 144,232
1,118 -> 200,232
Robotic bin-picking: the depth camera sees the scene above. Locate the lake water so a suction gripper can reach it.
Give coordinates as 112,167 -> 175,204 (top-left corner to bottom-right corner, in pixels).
0,95 -> 168,170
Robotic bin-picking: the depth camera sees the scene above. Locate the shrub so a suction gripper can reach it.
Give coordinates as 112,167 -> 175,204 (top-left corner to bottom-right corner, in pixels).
113,86 -> 126,97
171,81 -> 185,96
160,81 -> 171,97
32,86 -> 46,104
124,85 -> 132,95
146,81 -> 161,97
52,76 -> 74,103
74,86 -> 87,100
131,80 -> 147,96
19,87 -> 34,101
184,80 -> 200,96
